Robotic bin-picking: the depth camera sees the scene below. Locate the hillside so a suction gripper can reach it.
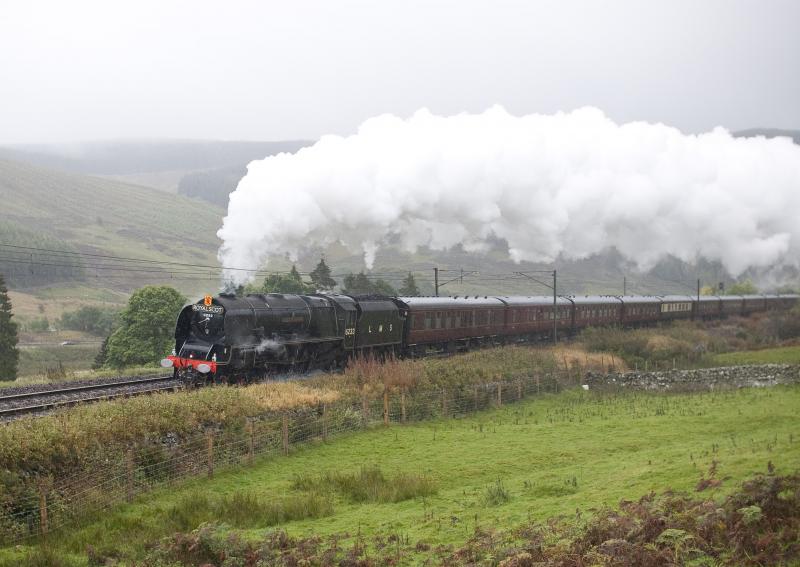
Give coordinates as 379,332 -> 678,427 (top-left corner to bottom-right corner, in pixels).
0,139 -> 312,175
0,139 -> 312,198
0,158 -> 224,294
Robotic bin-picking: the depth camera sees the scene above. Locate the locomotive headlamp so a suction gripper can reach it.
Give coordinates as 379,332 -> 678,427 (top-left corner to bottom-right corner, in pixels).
160,358 -> 174,368
197,363 -> 212,374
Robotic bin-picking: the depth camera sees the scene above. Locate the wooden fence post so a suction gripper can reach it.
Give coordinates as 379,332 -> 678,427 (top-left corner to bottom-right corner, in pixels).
38,480 -> 48,536
383,388 -> 389,426
441,390 -> 448,417
536,375 -> 540,394
362,390 -> 369,427
206,431 -> 214,478
517,380 -> 522,401
247,420 -> 254,464
497,382 -> 502,406
282,413 -> 289,455
474,384 -> 479,412
400,390 -> 406,423
126,446 -> 135,502
322,403 -> 328,441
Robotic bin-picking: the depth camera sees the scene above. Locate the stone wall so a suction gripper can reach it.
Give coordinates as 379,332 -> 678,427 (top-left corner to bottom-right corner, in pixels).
584,364 -> 800,392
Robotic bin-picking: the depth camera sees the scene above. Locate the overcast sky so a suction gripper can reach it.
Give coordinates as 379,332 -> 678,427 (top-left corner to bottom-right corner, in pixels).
1,0 -> 798,145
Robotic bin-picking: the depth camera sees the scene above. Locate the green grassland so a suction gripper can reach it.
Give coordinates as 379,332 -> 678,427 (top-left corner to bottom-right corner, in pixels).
713,345 -> 800,366
5,384 -> 798,565
0,158 -> 224,296
16,344 -> 101,378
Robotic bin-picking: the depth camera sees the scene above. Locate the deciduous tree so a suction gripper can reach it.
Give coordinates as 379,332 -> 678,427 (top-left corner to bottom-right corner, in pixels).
727,279 -> 758,295
261,265 -> 314,294
342,272 -> 397,296
105,286 -> 186,369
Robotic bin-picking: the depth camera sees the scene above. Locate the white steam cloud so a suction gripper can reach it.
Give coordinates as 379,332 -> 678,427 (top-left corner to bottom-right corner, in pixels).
218,106 -> 800,285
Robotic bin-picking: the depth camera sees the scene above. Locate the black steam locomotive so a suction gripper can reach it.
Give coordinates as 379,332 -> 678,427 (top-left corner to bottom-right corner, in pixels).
164,291 -> 798,385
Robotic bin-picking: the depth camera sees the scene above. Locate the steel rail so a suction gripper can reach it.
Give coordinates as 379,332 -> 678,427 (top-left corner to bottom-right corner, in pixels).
0,375 -> 173,402
0,377 -> 179,420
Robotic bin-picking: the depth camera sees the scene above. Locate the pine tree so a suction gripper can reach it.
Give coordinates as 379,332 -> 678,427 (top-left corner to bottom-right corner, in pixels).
0,274 -> 19,381
92,335 -> 110,370
309,257 -> 337,291
399,272 -> 420,296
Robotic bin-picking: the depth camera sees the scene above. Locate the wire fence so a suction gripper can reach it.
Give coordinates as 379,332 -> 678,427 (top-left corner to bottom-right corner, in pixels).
0,371 -> 570,545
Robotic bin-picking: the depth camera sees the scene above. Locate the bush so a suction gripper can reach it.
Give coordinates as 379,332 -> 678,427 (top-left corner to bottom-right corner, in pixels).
579,323 -> 719,368
768,305 -> 800,341
59,306 -> 119,336
25,317 -> 50,333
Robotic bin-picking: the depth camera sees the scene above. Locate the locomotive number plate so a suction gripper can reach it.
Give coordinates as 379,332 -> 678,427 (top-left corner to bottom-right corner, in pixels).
193,304 -> 224,314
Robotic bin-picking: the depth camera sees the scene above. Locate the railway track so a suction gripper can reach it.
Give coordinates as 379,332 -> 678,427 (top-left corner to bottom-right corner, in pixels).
0,375 -> 181,421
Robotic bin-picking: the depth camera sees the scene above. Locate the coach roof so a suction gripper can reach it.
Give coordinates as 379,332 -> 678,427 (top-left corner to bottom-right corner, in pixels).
399,296 -> 506,309
566,295 -> 623,305
493,296 -> 573,306
615,295 -> 663,304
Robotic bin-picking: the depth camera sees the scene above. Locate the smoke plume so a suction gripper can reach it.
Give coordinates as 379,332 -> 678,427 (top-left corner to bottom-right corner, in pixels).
218,107 -> 800,285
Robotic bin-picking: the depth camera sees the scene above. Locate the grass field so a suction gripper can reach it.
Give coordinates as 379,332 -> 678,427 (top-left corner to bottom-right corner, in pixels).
16,344 -> 102,379
5,384 -> 798,566
713,345 -> 800,366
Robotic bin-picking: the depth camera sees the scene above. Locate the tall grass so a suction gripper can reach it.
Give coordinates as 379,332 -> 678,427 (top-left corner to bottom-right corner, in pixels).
166,491 -> 333,531
482,479 -> 511,506
292,465 -> 437,503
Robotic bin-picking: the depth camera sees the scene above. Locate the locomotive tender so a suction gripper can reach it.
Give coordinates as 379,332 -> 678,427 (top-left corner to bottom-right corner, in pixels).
164,291 -> 798,384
